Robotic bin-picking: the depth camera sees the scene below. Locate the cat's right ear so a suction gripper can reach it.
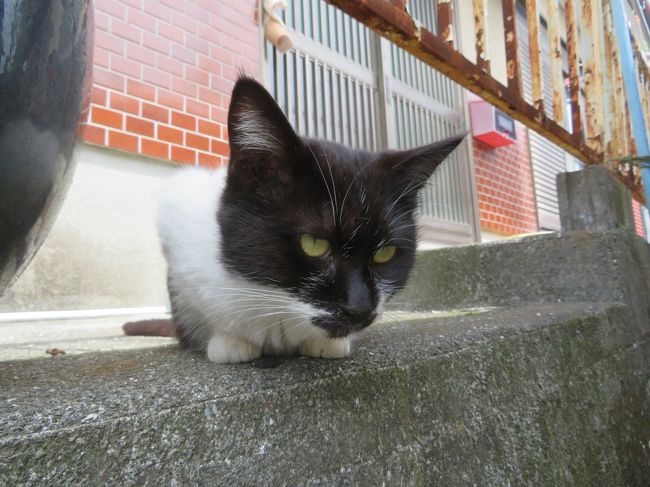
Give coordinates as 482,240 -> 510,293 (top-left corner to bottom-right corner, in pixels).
227,76 -> 301,184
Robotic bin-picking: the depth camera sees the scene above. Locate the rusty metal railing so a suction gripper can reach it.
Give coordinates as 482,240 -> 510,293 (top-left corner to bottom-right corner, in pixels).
326,0 -> 650,203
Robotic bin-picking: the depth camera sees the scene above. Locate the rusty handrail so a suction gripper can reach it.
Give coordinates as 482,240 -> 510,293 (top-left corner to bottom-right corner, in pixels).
326,0 -> 650,204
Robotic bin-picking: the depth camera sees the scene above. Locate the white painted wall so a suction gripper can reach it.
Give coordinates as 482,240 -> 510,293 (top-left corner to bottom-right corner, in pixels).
0,144 -> 176,313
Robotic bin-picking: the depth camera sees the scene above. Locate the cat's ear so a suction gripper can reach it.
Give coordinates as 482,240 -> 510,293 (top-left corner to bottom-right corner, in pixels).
384,133 -> 467,190
227,75 -> 299,165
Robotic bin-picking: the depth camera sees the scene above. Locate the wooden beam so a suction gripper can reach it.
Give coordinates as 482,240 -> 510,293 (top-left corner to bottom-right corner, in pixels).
502,0 -> 522,95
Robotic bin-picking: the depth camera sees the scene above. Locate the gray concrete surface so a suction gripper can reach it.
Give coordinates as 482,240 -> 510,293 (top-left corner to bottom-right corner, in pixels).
396,229 -> 650,315
1,302 -> 648,485
557,165 -> 634,233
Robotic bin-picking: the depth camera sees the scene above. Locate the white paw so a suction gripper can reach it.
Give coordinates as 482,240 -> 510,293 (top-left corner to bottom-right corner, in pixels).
206,334 -> 262,363
299,337 -> 351,359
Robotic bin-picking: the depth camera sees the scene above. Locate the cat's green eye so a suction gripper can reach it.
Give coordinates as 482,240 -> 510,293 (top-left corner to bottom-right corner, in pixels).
299,234 -> 330,257
373,245 -> 397,264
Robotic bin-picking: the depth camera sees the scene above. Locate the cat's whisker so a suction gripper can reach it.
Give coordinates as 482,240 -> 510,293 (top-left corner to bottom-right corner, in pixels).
305,142 -> 337,224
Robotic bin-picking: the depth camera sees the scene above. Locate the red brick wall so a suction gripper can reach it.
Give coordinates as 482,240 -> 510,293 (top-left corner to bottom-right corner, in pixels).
78,0 -> 260,166
473,123 -> 539,235
632,199 -> 646,238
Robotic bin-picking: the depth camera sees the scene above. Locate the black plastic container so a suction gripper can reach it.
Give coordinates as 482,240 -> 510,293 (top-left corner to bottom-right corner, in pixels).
0,0 -> 93,295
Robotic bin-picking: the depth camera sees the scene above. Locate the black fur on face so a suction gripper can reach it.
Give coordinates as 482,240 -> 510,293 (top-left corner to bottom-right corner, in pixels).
218,76 -> 465,338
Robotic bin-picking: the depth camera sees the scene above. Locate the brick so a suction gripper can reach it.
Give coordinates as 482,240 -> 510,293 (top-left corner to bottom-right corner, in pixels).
127,43 -> 156,66
199,152 -> 222,168
211,139 -> 230,157
143,31 -> 170,55
172,77 -> 197,98
127,79 -> 156,102
91,87 -> 108,106
78,124 -> 106,146
171,145 -> 196,164
111,19 -> 141,43
110,92 -> 140,115
142,103 -> 169,123
109,130 -> 139,153
158,125 -> 183,144
95,30 -> 125,55
172,13 -> 198,34
95,0 -> 126,20
143,0 -> 172,22
198,55 -> 221,76
210,106 -> 228,124
160,0 -> 183,12
158,89 -> 184,110
157,55 -> 183,76
142,138 -> 170,160
199,86 -> 221,106
186,99 -> 210,118
158,22 -> 184,44
185,66 -> 209,86
126,116 -> 155,137
197,24 -> 222,46
93,46 -> 110,68
172,44 -> 197,65
184,2 -> 211,22
95,12 -> 110,32
185,34 -> 210,56
92,107 -> 123,129
143,66 -> 171,89
186,133 -> 210,151
198,119 -> 221,138
171,111 -> 196,131
111,54 -> 141,78
128,8 -> 157,33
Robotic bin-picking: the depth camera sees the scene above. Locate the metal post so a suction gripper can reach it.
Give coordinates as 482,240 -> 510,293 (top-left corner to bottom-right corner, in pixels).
611,0 -> 650,205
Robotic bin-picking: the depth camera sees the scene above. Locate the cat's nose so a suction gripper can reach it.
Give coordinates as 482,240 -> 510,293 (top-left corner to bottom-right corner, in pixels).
341,303 -> 373,323
340,284 -> 374,323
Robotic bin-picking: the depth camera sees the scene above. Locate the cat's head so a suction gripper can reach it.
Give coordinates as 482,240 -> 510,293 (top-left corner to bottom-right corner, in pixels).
219,76 -> 465,338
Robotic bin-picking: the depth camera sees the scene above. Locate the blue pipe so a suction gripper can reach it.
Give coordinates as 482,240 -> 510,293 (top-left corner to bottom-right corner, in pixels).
611,0 -> 650,205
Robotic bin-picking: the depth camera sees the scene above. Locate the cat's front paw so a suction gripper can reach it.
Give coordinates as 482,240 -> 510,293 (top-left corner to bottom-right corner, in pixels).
206,334 -> 262,363
299,337 -> 351,359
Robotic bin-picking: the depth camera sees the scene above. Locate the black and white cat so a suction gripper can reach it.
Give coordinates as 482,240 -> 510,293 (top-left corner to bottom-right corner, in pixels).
156,76 -> 464,363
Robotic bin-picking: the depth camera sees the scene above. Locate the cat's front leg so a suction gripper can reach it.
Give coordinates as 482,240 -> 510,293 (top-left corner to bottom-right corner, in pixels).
299,337 -> 351,359
206,333 -> 262,363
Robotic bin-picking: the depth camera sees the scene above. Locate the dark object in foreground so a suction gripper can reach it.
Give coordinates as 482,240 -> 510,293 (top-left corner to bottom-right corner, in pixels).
123,319 -> 177,338
0,0 -> 93,296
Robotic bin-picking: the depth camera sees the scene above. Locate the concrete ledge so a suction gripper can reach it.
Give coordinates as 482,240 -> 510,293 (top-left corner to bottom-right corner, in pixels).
399,229 -> 650,314
1,302 -> 649,485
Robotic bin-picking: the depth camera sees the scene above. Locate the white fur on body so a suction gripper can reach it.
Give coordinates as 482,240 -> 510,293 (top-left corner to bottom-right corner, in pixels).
157,167 -> 351,363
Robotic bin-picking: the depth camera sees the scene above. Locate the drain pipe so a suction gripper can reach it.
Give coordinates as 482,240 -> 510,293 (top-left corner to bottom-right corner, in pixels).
611,0 -> 650,205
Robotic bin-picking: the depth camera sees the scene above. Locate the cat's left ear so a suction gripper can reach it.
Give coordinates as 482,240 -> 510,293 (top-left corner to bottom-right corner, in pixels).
385,133 -> 467,190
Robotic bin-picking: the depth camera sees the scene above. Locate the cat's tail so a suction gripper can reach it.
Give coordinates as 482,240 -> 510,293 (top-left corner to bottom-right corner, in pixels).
123,319 -> 177,337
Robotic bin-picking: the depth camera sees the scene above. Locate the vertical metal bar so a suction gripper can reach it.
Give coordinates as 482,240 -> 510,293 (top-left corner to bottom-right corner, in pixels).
437,0 -> 454,45
526,0 -> 545,111
473,0 -> 491,73
580,0 -> 604,152
546,0 -> 566,124
332,70 -> 341,142
564,0 -> 583,139
502,0 -> 522,95
304,55 -> 314,137
611,0 -> 650,203
324,67 -> 333,141
602,0 -> 622,156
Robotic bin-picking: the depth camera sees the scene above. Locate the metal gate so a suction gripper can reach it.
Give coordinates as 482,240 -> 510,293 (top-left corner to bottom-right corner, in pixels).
264,0 -> 477,246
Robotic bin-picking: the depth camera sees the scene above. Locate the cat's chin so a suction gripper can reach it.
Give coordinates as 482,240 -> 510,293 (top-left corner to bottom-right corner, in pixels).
313,312 -> 378,339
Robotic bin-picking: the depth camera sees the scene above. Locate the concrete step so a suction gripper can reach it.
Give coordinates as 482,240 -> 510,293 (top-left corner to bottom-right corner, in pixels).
1,228 -> 650,485
1,301 -> 649,485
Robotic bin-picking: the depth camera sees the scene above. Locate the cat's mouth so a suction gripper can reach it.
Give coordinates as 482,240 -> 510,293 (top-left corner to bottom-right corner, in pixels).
312,311 -> 378,338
